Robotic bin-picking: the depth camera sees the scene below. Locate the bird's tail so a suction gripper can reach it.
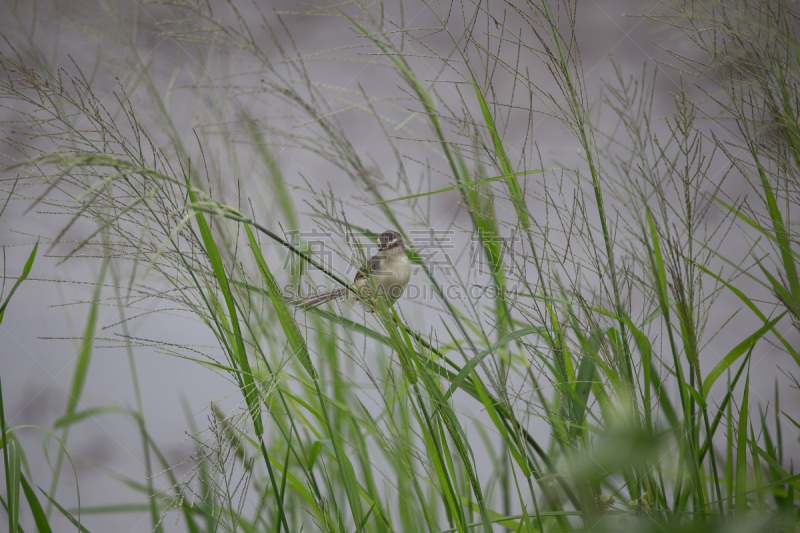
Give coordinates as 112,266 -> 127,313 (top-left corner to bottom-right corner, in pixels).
289,287 -> 348,310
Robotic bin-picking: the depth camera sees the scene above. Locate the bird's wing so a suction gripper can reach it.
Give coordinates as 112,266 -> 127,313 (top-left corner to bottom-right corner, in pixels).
354,254 -> 383,283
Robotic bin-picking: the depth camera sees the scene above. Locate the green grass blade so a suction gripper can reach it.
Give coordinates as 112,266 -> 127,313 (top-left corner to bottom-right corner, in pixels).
186,199 -> 261,434
0,373 -> 18,533
20,475 -> 52,533
0,241 -> 37,530
65,504 -> 152,515
748,438 -> 800,493
355,503 -> 376,533
736,374 -> 750,516
47,257 -> 107,513
314,381 -> 365,531
702,312 -> 785,397
698,347 -> 753,463
421,1 -> 531,232
4,434 -> 20,533
640,298 -> 677,327
753,163 -> 800,306
66,258 -> 107,416
53,407 -> 130,430
714,194 -> 800,306
307,440 -> 329,470
245,225 -> 317,380
367,169 -> 550,206
685,384 -> 706,409
443,327 -> 547,401
782,411 -> 800,434
39,488 -> 90,533
243,113 -> 298,231
648,211 -> 668,304
695,262 -> 799,362
0,240 -> 37,325
184,200 -> 293,533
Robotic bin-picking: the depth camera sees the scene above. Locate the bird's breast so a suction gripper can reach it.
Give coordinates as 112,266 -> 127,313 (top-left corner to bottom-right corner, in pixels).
379,255 -> 411,301
392,255 -> 411,286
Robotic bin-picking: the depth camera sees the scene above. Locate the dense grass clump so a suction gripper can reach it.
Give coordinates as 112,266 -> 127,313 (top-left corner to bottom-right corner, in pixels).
1,0 -> 799,531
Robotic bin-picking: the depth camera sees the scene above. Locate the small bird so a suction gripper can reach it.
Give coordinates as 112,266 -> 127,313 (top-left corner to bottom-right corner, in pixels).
290,230 -> 411,311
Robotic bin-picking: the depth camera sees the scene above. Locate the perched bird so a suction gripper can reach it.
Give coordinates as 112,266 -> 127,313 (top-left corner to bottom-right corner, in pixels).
290,230 -> 411,311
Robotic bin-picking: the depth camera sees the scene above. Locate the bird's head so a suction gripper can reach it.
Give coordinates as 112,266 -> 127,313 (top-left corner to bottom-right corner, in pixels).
377,230 -> 405,254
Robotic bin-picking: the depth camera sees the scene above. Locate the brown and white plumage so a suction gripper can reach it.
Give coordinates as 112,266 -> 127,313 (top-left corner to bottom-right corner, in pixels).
290,230 -> 411,311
